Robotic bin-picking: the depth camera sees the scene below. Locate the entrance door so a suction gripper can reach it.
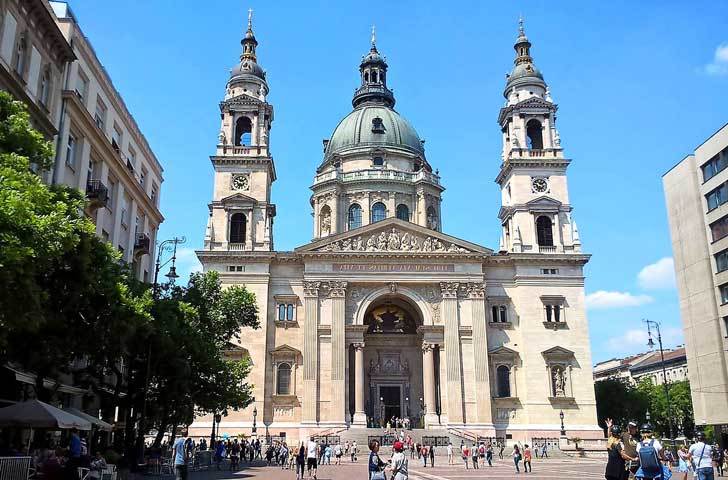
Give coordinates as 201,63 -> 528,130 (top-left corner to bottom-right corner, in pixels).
380,386 -> 401,424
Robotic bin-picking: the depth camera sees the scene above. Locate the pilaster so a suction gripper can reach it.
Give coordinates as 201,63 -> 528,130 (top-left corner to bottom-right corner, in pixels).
302,281 -> 320,424
329,280 -> 347,425
440,282 -> 464,424
467,282 -> 494,426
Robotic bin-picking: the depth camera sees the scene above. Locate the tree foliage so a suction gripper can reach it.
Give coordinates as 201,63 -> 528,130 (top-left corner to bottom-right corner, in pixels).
595,377 -> 695,438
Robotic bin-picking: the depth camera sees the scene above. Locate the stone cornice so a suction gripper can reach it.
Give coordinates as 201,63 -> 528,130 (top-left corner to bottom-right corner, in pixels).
497,97 -> 557,125
495,157 -> 571,185
485,253 -> 590,266
210,155 -> 277,182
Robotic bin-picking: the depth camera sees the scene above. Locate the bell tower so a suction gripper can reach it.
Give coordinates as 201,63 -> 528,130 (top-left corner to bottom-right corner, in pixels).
204,10 -> 276,252
496,19 -> 581,255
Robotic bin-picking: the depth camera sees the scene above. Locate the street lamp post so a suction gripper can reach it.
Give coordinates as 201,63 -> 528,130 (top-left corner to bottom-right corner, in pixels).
380,396 -> 385,428
138,236 -> 186,464
252,406 -> 257,434
560,409 -> 566,436
644,319 -> 676,451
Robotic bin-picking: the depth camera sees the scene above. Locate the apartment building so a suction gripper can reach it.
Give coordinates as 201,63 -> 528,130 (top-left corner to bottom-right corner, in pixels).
663,123 -> 728,444
50,1 -> 163,281
593,348 -> 688,386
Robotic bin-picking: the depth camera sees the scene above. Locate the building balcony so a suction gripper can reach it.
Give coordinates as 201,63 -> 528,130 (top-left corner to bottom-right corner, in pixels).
538,245 -> 558,253
86,179 -> 109,209
134,233 -> 151,256
219,145 -> 269,156
313,168 -> 441,187
510,148 -> 561,159
228,243 -> 246,251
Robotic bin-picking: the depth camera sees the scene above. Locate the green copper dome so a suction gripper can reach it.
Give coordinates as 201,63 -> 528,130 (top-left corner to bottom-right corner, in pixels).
325,105 -> 424,158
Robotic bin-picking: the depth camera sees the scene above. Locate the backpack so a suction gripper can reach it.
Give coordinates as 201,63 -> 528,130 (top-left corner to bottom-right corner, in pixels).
638,439 -> 662,477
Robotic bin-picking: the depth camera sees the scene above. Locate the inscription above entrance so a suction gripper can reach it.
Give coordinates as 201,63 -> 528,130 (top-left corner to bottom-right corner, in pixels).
333,263 -> 455,273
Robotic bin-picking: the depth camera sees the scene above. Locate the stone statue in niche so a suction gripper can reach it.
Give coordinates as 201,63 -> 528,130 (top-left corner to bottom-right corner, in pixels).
218,130 -> 226,144
320,209 -> 331,236
552,366 -> 567,397
427,210 -> 438,230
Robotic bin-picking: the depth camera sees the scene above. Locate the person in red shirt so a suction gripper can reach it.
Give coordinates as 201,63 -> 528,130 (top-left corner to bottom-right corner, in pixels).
462,444 -> 470,469
523,444 -> 533,473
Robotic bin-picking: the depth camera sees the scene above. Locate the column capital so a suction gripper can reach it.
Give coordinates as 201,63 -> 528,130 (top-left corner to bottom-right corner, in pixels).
465,282 -> 485,299
328,280 -> 348,297
440,282 -> 459,299
303,280 -> 321,297
352,342 -> 365,352
422,342 -> 437,354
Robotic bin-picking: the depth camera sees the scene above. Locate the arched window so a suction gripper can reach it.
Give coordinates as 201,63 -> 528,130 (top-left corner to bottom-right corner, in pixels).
234,116 -> 252,146
396,204 -> 409,221
276,363 -> 291,395
536,216 -> 554,246
526,119 -> 543,150
371,70 -> 378,83
319,205 -> 332,236
14,35 -> 27,76
371,202 -> 386,223
364,71 -> 369,82
348,204 -> 362,230
229,212 -> 246,244
496,365 -> 511,398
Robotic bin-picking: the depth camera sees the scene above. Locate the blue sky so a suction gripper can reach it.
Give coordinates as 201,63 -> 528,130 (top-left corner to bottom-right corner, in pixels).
65,0 -> 728,363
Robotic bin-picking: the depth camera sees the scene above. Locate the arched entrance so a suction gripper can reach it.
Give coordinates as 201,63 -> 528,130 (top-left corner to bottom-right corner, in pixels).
355,295 -> 425,428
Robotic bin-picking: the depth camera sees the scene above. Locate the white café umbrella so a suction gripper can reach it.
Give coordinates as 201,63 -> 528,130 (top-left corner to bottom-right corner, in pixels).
0,399 -> 91,454
63,407 -> 113,432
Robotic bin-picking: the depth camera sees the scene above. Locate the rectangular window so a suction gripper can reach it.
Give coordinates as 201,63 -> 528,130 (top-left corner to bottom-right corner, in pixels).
151,183 -> 158,204
65,134 -> 77,168
0,13 -> 18,64
277,303 -> 295,321
702,148 -> 728,182
112,124 -> 123,152
723,316 -> 728,338
107,179 -> 115,209
706,183 -> 728,211
140,167 -> 147,188
541,268 -> 559,275
490,305 -> 508,323
227,265 -> 244,272
76,69 -> 89,101
716,249 -> 728,273
721,284 -> 728,304
94,97 -> 107,130
543,300 -> 565,323
710,215 -> 728,242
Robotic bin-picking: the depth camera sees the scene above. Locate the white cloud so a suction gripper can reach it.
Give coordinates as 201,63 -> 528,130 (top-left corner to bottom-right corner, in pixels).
637,257 -> 676,290
585,290 -> 654,310
704,43 -> 728,76
171,247 -> 202,284
605,326 -> 684,351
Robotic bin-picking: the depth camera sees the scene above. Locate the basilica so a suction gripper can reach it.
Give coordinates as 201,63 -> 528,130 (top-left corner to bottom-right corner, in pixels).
189,13 -> 602,444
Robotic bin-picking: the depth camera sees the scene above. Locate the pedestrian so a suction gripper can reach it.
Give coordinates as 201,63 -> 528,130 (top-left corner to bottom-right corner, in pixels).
390,441 -> 408,480
368,440 -> 387,480
306,437 -> 318,480
173,434 -> 188,480
462,443 -> 470,469
230,440 -> 240,471
541,443 -> 548,458
295,442 -> 306,480
215,441 -> 226,470
635,424 -> 667,480
499,442 -> 505,460
688,432 -> 714,480
471,443 -> 478,469
351,441 -> 358,462
486,443 -> 493,467
712,443 -> 724,477
429,444 -> 434,467
421,445 -> 428,467
415,442 -> 420,460
478,442 -> 486,467
604,425 -> 635,480
534,443 -> 540,459
677,445 -> 692,480
334,442 -> 343,465
280,443 -> 289,470
513,445 -> 522,474
523,444 -> 532,473
447,442 -> 453,465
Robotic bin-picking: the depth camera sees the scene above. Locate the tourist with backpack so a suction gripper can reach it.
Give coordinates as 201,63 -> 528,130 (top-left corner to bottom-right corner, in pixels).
688,432 -> 715,480
635,424 -> 669,480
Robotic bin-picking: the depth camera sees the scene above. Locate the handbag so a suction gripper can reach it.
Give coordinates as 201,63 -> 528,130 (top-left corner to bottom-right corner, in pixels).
371,471 -> 386,480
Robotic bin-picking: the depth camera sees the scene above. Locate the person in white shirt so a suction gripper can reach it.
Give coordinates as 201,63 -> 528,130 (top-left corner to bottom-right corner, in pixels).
447,443 -> 453,465
688,432 -> 714,480
306,437 -> 318,480
390,441 -> 408,480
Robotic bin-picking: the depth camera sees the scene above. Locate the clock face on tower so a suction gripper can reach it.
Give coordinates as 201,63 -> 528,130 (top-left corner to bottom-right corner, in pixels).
532,177 -> 548,193
231,173 -> 249,191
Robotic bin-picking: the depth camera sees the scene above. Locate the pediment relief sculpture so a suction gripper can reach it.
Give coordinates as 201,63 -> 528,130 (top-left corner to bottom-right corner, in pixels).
315,227 -> 471,253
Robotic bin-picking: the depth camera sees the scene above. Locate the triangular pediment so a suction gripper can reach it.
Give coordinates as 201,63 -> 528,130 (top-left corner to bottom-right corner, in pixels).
220,93 -> 263,110
270,344 -> 302,356
488,345 -> 520,358
220,192 -> 257,206
516,96 -> 556,110
295,218 -> 491,254
525,195 -> 562,211
542,346 -> 575,358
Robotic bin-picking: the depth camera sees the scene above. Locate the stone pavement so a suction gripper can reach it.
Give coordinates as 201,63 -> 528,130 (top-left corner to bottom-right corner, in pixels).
183,456 -> 608,479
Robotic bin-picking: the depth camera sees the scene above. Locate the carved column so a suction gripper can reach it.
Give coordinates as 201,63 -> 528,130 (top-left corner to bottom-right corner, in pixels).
330,190 -> 340,235
416,188 -> 426,227
468,282 -> 493,425
302,281 -> 320,424
352,342 -> 366,425
422,342 -> 437,425
330,281 -> 347,425
441,282 -> 464,424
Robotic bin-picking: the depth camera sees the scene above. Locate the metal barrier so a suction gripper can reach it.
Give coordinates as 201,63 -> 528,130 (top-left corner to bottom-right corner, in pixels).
311,435 -> 340,446
0,457 -> 32,480
421,436 -> 450,447
367,434 -> 396,446
531,437 -> 560,449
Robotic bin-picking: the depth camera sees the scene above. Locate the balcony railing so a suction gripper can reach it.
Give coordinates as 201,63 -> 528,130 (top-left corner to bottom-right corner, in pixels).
220,145 -> 268,156
539,245 -> 558,253
86,179 -> 109,209
134,233 -> 151,255
511,148 -> 560,159
314,168 -> 441,186
228,243 -> 246,251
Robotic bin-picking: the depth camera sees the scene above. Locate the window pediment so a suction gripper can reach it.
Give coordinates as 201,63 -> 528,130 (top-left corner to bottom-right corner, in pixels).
526,195 -> 561,212
541,346 -> 575,361
270,344 -> 302,362
220,192 -> 257,206
488,345 -> 520,361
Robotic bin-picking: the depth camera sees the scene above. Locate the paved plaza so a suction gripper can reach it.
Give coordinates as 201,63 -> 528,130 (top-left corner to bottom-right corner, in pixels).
188,456 -> 608,480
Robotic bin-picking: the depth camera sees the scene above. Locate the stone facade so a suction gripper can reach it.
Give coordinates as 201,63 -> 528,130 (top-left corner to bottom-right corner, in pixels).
190,17 -> 602,444
663,123 -> 728,438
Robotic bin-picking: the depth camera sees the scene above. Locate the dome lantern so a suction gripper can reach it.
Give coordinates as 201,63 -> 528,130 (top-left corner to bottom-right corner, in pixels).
352,26 -> 395,108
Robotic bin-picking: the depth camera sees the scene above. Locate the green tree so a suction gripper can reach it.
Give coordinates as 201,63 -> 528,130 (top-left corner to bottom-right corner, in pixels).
636,379 -> 694,438
595,378 -> 650,432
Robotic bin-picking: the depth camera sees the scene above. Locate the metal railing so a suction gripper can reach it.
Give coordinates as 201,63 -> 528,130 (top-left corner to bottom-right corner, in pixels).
312,435 -> 340,446
0,457 -> 31,480
368,434 -> 397,446
86,180 -> 109,207
421,436 -> 450,447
